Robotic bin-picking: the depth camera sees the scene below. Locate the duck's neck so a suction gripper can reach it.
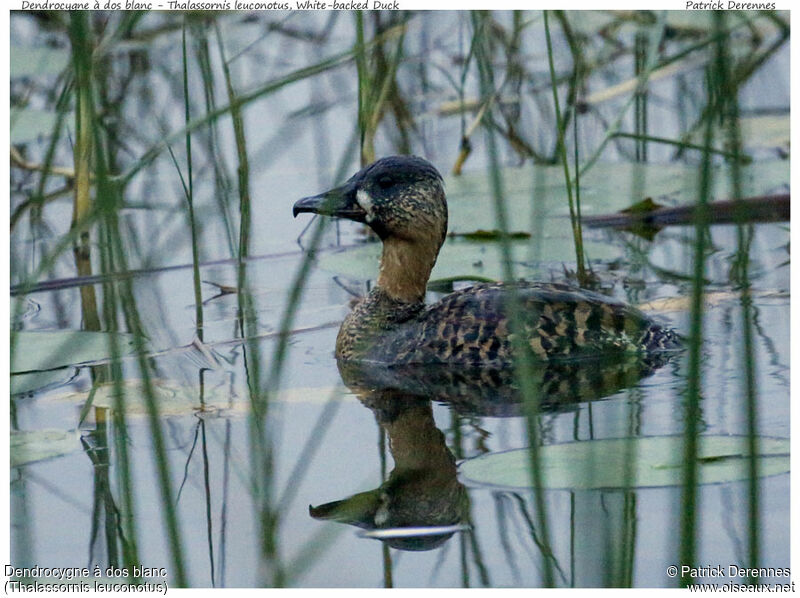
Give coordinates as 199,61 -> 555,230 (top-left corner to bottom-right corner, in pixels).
381,400 -> 456,476
376,237 -> 439,304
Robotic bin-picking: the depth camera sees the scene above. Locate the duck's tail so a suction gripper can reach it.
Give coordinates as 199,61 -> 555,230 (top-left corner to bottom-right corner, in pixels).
640,323 -> 684,352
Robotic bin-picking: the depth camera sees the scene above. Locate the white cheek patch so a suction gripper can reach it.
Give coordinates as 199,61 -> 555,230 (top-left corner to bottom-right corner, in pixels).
356,188 -> 375,223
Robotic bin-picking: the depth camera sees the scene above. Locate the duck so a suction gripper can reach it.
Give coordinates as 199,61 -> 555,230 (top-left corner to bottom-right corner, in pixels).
293,155 -> 681,367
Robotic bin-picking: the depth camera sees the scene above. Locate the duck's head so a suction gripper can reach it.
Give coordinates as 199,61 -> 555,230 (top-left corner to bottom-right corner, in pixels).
294,155 -> 448,303
294,155 -> 448,246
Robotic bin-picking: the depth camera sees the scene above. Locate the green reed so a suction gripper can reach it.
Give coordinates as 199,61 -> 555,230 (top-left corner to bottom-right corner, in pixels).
675,15 -> 774,583
179,27 -> 213,582
354,12 -> 408,165
69,11 -> 188,585
575,12 -> 665,179
578,12 -> 782,176
10,18 -> 401,309
192,21 -> 237,257
715,12 -> 760,583
543,11 -> 586,286
182,21 -> 204,342
552,11 -> 583,160
614,387 -> 644,587
679,21 -> 721,589
117,44 -> 359,188
634,30 -> 649,163
107,164 -> 189,585
213,22 -> 352,585
95,144 -> 142,576
472,10 -> 554,587
57,10 -> 135,581
214,22 -> 281,585
608,132 -> 750,162
675,13 -> 788,160
83,411 -> 114,564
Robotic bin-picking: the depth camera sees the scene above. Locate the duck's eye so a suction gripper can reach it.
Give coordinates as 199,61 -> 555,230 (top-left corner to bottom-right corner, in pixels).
377,176 -> 395,190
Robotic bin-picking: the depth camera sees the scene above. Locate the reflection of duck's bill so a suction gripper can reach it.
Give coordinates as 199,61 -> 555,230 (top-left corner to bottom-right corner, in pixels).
358,524 -> 471,539
309,490 -> 380,527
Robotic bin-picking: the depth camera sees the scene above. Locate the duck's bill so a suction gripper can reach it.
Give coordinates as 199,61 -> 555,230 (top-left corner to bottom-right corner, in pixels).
293,182 -> 367,223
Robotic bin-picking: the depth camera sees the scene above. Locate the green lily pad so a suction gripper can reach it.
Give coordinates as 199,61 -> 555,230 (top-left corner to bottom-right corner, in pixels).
459,435 -> 789,490
683,115 -> 790,154
53,381 -> 353,419
10,429 -> 81,468
10,46 -> 70,78
636,290 -> 789,314
739,115 -> 791,151
446,161 -> 789,236
58,379 -> 234,418
10,108 -> 61,144
11,367 -> 77,396
11,330 -> 137,373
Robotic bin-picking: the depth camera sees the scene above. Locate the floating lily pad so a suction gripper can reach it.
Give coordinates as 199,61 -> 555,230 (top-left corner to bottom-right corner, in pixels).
11,330 -> 138,374
52,380 -> 353,419
446,161 -> 789,236
11,367 -> 78,396
638,290 -> 789,313
10,429 -> 81,468
685,115 -> 790,154
459,435 -> 789,490
57,379 -> 235,418
739,115 -> 791,151
10,108 -> 61,144
11,46 -> 70,78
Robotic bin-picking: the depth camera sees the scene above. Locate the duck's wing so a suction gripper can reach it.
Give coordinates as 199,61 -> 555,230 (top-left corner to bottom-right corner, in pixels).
373,282 -> 680,365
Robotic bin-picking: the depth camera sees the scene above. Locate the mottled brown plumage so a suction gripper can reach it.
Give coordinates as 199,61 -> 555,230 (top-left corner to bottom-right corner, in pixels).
293,155 -> 681,366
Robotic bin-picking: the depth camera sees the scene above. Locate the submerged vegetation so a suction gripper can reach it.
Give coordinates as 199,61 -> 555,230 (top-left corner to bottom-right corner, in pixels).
9,10 -> 790,588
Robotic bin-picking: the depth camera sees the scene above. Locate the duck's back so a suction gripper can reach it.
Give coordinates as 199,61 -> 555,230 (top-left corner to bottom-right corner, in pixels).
365,282 -> 680,366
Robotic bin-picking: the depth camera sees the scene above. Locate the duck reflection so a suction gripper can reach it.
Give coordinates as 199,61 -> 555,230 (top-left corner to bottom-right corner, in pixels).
310,352 -> 675,551
310,386 -> 468,551
338,352 -> 675,417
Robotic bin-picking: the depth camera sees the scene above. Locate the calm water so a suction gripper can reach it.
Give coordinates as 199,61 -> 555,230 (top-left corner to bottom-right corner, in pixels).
10,10 -> 790,587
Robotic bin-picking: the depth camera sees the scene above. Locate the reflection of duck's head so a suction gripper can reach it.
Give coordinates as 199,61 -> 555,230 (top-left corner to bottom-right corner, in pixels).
294,155 -> 681,365
309,393 -> 468,551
